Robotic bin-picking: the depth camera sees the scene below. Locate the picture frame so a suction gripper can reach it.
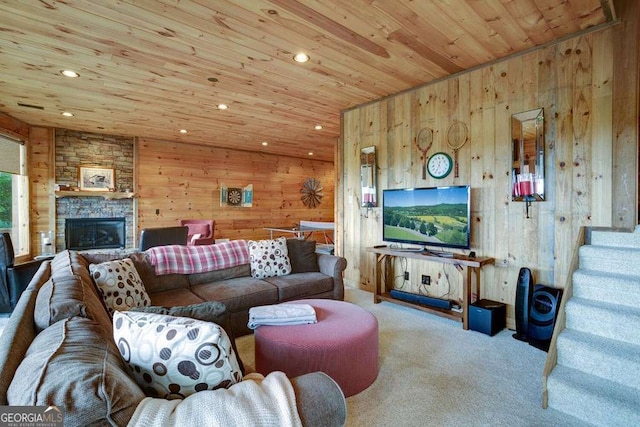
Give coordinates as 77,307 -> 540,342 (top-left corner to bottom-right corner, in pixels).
78,166 -> 115,191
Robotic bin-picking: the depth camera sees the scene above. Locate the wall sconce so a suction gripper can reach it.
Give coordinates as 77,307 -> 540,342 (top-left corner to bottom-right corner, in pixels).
360,146 -> 377,208
515,173 -> 536,218
511,108 -> 544,219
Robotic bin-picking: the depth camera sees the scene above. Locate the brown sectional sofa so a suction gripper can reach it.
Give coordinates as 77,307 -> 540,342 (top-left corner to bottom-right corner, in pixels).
0,243 -> 348,426
83,238 -> 348,337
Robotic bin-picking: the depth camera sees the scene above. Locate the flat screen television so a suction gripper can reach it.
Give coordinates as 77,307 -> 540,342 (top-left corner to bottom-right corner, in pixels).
382,185 -> 471,251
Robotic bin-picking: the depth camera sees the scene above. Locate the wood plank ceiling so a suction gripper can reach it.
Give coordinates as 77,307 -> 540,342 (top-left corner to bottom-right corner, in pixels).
0,0 -> 614,161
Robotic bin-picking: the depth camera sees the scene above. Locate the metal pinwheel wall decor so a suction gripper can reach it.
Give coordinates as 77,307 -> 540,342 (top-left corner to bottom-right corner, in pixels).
300,178 -> 323,208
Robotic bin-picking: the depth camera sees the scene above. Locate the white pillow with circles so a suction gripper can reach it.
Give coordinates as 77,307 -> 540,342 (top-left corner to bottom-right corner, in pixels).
112,310 -> 242,399
247,237 -> 292,278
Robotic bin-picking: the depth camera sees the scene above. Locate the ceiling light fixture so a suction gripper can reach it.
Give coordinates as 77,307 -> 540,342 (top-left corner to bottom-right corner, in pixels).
61,111 -> 74,117
217,104 -> 229,110
293,53 -> 310,63
314,125 -> 323,130
60,70 -> 79,78
308,152 -> 314,156
179,129 -> 187,134
261,141 -> 268,146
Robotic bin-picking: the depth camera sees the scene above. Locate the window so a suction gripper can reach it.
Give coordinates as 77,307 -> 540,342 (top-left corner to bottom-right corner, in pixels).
0,134 -> 29,257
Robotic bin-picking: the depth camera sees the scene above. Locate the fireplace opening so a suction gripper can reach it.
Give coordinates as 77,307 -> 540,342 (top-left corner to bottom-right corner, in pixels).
65,217 -> 126,250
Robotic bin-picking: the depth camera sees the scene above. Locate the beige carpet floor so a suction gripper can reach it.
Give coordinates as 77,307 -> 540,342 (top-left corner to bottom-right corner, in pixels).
0,288 -> 586,426
237,286 -> 586,427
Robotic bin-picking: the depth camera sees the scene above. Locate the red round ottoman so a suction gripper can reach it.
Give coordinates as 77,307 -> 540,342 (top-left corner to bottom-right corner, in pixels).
254,299 -> 379,397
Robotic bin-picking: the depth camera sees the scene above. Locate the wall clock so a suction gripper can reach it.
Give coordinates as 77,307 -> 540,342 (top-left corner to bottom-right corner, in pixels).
427,152 -> 453,179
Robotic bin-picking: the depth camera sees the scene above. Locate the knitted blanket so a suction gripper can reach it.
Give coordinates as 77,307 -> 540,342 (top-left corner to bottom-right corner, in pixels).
146,240 -> 249,275
127,372 -> 302,427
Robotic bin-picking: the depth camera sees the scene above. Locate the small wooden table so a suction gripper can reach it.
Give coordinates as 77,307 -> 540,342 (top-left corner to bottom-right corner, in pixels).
367,247 -> 494,329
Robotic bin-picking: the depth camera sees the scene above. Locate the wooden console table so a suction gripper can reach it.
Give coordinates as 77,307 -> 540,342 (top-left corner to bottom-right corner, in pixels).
366,247 -> 495,329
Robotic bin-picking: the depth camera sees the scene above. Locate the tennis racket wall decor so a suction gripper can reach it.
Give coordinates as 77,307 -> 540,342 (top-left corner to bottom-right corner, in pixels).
446,121 -> 469,178
416,127 -> 434,179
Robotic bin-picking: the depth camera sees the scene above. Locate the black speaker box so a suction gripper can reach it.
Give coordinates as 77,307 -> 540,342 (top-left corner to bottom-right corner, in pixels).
528,285 -> 563,352
469,299 -> 506,336
513,267 -> 533,341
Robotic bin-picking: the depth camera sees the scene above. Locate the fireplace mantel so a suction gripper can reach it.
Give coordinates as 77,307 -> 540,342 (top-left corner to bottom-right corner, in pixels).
55,190 -> 136,200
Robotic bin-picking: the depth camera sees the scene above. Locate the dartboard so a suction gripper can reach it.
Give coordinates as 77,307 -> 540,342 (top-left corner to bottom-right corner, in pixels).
300,178 -> 323,208
227,188 -> 242,206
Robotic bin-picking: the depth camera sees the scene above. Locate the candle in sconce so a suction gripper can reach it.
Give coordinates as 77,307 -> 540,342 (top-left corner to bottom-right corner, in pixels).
519,180 -> 533,196
516,173 -> 534,197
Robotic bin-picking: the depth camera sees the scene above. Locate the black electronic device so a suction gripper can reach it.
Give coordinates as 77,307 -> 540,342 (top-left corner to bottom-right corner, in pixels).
389,289 -> 452,310
382,185 -> 470,252
469,299 -> 506,336
528,285 -> 563,352
513,267 -> 533,342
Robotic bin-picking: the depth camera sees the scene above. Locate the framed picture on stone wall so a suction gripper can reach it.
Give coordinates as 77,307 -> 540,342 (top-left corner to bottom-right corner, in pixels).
79,166 -> 115,191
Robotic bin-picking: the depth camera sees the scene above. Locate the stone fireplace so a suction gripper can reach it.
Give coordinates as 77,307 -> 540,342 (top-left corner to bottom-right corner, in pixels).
65,217 -> 126,250
55,130 -> 135,251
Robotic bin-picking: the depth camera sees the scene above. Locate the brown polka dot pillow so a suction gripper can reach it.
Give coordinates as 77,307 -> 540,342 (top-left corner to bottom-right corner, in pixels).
89,258 -> 151,314
247,237 -> 292,278
112,311 -> 242,399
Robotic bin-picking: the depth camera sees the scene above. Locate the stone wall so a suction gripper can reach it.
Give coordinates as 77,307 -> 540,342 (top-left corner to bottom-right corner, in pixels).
54,130 -> 135,250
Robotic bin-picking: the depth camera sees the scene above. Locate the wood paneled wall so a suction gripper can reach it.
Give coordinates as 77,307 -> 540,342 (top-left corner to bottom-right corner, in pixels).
28,127 -> 55,247
339,11 -> 639,327
23,131 -> 334,251
136,138 -> 334,241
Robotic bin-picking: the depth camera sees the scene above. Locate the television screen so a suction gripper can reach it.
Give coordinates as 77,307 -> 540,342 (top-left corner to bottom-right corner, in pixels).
382,185 -> 470,250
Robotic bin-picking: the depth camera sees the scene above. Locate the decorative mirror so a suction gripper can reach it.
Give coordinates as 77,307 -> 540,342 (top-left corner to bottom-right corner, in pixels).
360,146 -> 377,207
511,108 -> 544,217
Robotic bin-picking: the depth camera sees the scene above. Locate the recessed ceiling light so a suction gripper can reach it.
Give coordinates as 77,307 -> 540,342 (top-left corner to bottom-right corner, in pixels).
61,111 -> 74,117
60,70 -> 79,78
217,104 -> 229,110
179,129 -> 187,134
293,53 -> 310,63
308,152 -> 314,156
314,125 -> 323,130
261,141 -> 268,146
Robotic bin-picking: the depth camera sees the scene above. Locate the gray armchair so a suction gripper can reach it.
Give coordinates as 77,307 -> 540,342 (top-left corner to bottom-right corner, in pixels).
0,233 -> 45,313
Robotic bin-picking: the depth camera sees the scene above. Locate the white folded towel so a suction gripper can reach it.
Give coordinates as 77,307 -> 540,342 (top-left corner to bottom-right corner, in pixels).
248,303 -> 317,329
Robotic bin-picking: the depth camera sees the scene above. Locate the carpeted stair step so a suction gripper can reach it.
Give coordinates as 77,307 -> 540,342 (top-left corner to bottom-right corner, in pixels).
547,365 -> 640,426
556,329 -> 640,386
565,297 -> 640,346
572,269 -> 640,308
579,245 -> 640,276
590,228 -> 640,249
